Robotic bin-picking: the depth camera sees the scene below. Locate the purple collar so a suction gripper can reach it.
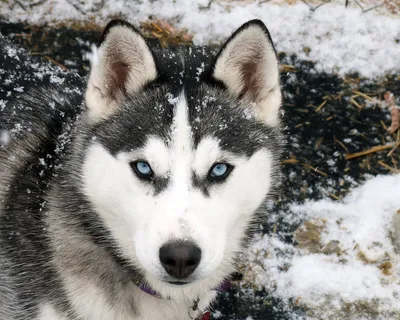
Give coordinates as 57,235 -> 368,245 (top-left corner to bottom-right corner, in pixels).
138,279 -> 231,299
137,279 -> 231,319
138,282 -> 164,298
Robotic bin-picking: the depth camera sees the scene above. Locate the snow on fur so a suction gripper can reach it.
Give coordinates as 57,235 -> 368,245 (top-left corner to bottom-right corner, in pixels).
242,174 -> 400,319
1,0 -> 400,78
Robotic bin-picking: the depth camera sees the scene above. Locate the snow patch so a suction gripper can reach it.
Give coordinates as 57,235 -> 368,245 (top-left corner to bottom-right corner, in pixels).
243,174 -> 400,319
1,1 -> 399,77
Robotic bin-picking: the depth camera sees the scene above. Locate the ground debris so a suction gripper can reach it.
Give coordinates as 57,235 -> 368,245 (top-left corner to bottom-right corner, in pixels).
140,20 -> 193,48
294,219 -> 325,253
345,143 -> 394,160
393,209 -> 400,253
321,240 -> 342,255
384,91 -> 400,134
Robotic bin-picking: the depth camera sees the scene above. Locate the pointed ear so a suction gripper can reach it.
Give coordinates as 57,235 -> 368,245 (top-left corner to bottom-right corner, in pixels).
85,20 -> 157,122
211,20 -> 281,126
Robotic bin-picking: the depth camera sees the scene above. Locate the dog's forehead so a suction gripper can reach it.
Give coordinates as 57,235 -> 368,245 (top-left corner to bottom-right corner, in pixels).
93,90 -> 269,157
186,88 -> 271,156
91,47 -> 272,156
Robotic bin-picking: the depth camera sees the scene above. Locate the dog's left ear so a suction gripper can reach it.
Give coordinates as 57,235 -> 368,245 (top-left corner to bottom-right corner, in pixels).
211,20 -> 281,126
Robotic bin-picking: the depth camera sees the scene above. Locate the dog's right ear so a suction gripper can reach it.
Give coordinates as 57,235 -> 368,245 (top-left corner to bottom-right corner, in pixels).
85,20 -> 157,122
209,20 -> 281,127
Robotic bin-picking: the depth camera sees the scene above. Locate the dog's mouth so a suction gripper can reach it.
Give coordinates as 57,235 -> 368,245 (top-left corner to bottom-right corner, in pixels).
166,281 -> 191,286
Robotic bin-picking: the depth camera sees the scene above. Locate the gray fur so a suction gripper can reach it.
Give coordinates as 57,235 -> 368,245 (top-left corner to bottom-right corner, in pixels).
0,20 -> 283,320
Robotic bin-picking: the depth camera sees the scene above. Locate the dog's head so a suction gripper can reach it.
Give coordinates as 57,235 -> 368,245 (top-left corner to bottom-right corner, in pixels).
81,20 -> 282,300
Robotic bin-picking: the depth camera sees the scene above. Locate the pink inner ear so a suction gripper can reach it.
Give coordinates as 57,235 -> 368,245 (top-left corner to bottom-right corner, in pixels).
109,60 -> 130,99
239,50 -> 264,102
240,60 -> 264,102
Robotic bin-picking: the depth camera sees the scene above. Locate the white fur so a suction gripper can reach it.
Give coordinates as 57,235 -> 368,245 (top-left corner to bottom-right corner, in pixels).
37,304 -> 67,320
193,137 -> 221,177
38,288 -> 216,320
81,94 -> 275,318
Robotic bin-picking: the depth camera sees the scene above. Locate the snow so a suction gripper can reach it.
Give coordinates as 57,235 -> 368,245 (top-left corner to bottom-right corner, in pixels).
1,0 -> 400,78
0,130 -> 10,145
243,174 -> 400,319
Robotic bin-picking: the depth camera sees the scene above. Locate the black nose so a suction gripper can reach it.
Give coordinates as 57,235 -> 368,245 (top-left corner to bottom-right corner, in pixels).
159,242 -> 201,279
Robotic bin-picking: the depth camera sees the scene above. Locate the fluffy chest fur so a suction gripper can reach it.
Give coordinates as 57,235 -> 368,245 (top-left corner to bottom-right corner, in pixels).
37,288 -> 216,320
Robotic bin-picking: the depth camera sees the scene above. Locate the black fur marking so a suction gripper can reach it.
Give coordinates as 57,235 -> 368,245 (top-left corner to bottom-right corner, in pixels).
191,172 -> 210,198
153,175 -> 170,195
0,20 -> 283,319
94,42 -> 281,194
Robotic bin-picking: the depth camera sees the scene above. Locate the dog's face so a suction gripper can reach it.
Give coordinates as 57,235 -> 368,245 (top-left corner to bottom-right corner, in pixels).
81,20 -> 281,299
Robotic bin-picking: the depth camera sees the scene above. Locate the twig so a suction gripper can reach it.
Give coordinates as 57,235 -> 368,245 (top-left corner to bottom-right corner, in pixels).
387,141 -> 400,157
30,0 -> 48,8
198,0 -> 215,10
304,164 -> 328,177
345,144 -> 394,160
301,0 -> 314,10
347,0 -> 385,12
301,0 -> 332,11
387,131 -> 400,157
15,0 -> 27,11
315,100 -> 328,112
352,90 -> 375,102
384,91 -> 399,134
378,160 -> 399,173
334,136 -> 349,153
380,120 -> 387,131
313,0 -> 332,11
65,0 -> 105,13
281,159 -> 299,164
363,3 -> 384,12
280,64 -> 296,73
328,193 -> 340,200
351,98 -> 363,110
66,0 -> 86,15
353,0 -> 365,9
44,56 -> 69,72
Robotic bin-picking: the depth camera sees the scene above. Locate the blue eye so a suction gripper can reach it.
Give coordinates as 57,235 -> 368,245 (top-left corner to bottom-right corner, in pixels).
208,163 -> 233,181
211,163 -> 228,176
130,161 -> 154,180
137,161 -> 152,175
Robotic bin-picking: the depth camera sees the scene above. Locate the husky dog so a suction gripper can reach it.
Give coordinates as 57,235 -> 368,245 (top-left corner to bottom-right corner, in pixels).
0,19 -> 282,320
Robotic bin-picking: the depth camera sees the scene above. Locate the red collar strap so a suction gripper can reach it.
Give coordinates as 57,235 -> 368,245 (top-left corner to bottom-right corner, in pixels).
198,311 -> 211,320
